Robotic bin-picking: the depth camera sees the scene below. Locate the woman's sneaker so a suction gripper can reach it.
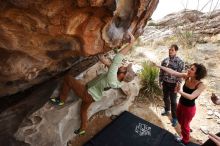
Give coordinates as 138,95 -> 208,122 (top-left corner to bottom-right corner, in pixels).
174,135 -> 186,146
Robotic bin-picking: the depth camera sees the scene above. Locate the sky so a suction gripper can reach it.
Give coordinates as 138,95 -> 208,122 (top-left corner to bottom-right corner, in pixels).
152,0 -> 220,20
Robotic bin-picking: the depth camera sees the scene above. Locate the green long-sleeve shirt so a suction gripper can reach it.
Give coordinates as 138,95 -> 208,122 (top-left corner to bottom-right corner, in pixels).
87,53 -> 124,101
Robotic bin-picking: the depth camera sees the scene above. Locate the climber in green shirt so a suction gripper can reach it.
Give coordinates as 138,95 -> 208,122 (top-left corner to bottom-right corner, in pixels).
50,31 -> 136,135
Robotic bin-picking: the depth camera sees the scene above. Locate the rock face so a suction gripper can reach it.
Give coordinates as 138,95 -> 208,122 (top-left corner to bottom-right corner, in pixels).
15,62 -> 141,146
0,0 -> 158,96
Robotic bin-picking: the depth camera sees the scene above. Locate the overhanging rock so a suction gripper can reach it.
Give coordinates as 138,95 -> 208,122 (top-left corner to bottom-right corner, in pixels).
0,0 -> 159,96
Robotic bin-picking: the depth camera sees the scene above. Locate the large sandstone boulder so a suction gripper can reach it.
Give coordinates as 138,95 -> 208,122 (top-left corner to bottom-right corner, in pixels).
0,0 -> 158,96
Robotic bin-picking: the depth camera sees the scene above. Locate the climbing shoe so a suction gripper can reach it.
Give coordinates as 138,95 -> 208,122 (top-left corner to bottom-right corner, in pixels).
74,129 -> 86,136
110,115 -> 118,120
50,97 -> 64,106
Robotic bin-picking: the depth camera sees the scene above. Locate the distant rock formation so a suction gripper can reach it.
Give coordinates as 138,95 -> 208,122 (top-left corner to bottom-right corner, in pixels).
0,0 -> 159,96
142,9 -> 220,42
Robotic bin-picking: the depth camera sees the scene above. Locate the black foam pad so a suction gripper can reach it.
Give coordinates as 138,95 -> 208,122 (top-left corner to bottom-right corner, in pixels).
84,111 -> 200,146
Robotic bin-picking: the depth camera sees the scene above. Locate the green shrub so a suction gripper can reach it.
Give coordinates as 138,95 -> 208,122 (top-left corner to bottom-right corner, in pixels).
139,61 -> 162,98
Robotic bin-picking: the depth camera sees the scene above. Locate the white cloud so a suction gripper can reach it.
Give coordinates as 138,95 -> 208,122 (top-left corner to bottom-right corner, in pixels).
152,0 -> 220,20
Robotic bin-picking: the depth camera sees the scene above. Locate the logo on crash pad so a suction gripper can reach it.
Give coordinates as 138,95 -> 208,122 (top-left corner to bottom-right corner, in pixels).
135,123 -> 151,136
